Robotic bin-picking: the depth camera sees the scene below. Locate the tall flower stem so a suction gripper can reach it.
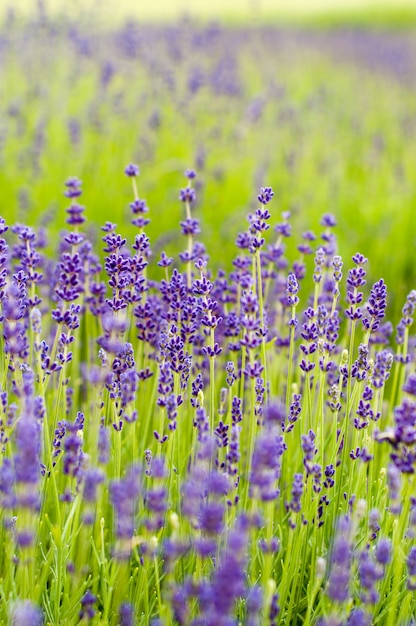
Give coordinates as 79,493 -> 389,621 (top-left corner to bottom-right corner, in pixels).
256,248 -> 268,398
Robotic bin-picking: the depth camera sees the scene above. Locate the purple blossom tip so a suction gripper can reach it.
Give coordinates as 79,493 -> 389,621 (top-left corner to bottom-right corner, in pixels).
257,186 -> 274,205
64,176 -> 83,198
124,163 -> 140,177
179,187 -> 196,203
352,252 -> 368,266
185,168 -> 197,180
64,176 -> 82,191
11,601 -> 43,626
119,602 -> 134,626
320,213 -> 337,228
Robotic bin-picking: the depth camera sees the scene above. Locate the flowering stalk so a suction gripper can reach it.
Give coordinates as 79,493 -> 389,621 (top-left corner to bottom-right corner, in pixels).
285,273 -> 299,416
179,169 -> 198,291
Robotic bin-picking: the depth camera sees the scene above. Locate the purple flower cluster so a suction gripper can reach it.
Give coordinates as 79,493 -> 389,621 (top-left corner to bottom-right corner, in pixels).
0,162 -> 414,625
250,429 -> 285,501
345,253 -> 367,321
327,517 -> 352,603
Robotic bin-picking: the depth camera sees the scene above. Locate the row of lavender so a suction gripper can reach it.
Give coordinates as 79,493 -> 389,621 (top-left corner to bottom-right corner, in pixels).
0,166 -> 415,625
2,17 -> 416,316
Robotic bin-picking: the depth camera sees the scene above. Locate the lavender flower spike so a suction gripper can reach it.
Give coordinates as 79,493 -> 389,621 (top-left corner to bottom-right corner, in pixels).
257,186 -> 274,205
362,278 -> 387,333
286,273 -> 299,307
11,601 -> 43,625
327,516 -> 352,603
124,163 -> 140,177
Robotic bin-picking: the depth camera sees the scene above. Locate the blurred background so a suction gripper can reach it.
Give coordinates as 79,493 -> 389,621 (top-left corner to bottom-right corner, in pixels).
1,0 -> 416,319
2,0 -> 416,22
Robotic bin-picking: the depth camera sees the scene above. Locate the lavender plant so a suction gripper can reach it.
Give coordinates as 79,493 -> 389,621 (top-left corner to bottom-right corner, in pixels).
0,166 -> 415,626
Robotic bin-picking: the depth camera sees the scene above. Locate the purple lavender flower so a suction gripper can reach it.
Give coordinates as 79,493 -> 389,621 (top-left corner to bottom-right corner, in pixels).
275,212 -> 291,238
79,590 -> 97,620
12,225 -> 43,307
286,273 -> 299,307
371,349 -> 393,388
54,247 -> 84,302
248,205 -> 271,237
182,463 -> 228,535
300,308 -> 318,358
185,168 -> 197,180
375,538 -> 391,566
331,254 -> 343,297
289,473 -> 304,513
246,584 -> 263,626
257,186 -> 274,205
158,251 -> 173,268
215,419 -> 229,448
62,413 -> 84,478
198,515 -> 250,623
302,429 -> 317,474
345,253 -> 367,321
269,592 -> 280,626
119,602 -> 134,626
145,479 -> 168,531
264,401 -> 285,426
98,422 -> 110,464
0,220 -> 9,306
199,500 -> 225,535
407,546 -> 416,589
231,396 -> 242,424
403,373 -> 416,396
347,608 -> 371,626
130,198 -> 148,216
351,343 -> 370,381
11,601 -> 43,625
362,278 -> 387,333
386,463 -> 401,513
254,377 -> 265,420
378,399 -> 416,474
250,429 -> 285,501
324,464 -> 335,489
66,200 -> 86,227
327,516 -> 352,603
179,187 -> 196,203
313,248 -> 326,284
109,465 -> 141,553
226,361 -> 236,387
321,214 -> 337,228
286,393 -> 302,432
0,458 -> 15,510
3,279 -> 29,360
368,508 -> 380,541
358,549 -> 383,603
394,399 -> 416,442
83,467 -> 104,503
409,498 -> 416,537
64,176 -> 82,198
226,423 -> 241,477
124,163 -> 139,177
14,414 -> 40,521
396,289 -> 416,347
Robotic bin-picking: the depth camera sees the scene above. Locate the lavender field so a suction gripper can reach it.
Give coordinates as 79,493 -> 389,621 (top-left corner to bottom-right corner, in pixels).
1,7 -> 416,626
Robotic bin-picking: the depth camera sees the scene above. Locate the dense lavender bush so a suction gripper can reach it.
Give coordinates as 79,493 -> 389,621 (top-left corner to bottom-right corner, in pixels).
0,165 -> 414,624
